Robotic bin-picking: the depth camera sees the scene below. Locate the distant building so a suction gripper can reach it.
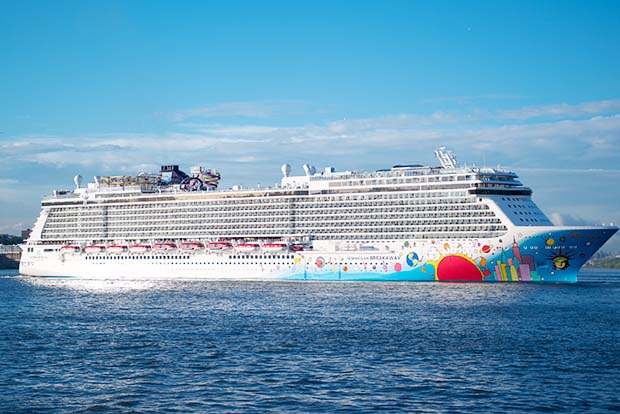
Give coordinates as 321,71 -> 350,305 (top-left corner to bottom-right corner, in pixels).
0,243 -> 20,269
0,244 -> 21,253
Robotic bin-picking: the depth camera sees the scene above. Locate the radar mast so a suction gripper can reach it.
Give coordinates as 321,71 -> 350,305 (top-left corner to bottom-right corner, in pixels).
434,147 -> 458,169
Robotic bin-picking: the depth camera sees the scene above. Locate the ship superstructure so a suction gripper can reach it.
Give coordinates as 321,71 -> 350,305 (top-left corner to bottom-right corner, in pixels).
20,149 -> 617,282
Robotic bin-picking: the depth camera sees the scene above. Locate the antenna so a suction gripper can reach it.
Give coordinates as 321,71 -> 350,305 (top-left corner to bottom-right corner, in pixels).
433,147 -> 458,169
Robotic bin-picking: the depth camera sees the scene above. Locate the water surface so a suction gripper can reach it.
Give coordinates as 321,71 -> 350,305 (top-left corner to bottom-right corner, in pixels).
1,269 -> 619,413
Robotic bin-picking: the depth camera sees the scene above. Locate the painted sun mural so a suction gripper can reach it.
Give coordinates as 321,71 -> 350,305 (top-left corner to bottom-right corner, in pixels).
418,241 -> 489,281
399,236 -> 572,282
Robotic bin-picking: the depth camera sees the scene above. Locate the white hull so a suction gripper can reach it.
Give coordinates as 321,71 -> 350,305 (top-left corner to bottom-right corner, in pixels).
20,150 -> 618,282
19,226 -> 618,282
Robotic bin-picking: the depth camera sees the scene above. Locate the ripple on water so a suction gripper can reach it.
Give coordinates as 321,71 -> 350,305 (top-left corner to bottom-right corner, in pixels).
0,270 -> 619,413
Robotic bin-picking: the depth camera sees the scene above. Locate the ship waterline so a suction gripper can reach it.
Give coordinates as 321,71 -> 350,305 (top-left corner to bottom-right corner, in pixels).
19,149 -> 617,282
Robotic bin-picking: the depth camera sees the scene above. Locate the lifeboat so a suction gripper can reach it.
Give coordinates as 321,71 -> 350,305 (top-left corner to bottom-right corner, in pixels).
180,242 -> 204,250
107,245 -> 129,253
153,242 -> 177,251
262,243 -> 287,252
207,241 -> 233,251
130,244 -> 151,253
84,245 -> 106,253
60,245 -> 81,253
235,243 -> 260,253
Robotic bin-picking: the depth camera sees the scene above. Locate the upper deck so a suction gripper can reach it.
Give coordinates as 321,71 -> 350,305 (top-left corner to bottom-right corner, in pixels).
31,149 -> 548,243
42,163 -> 527,207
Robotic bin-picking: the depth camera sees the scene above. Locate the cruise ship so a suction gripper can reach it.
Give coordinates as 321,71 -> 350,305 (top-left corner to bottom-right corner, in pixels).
19,148 -> 617,282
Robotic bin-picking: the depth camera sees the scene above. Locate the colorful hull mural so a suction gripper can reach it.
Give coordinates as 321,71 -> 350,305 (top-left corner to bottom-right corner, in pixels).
21,227 -> 617,282
284,227 -> 617,283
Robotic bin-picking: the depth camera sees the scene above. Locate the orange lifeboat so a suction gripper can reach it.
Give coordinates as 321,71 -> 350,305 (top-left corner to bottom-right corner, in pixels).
207,241 -> 233,251
235,243 -> 260,253
180,242 -> 205,250
84,245 -> 105,253
107,245 -> 129,254
262,243 -> 287,252
129,244 -> 151,253
153,243 -> 177,251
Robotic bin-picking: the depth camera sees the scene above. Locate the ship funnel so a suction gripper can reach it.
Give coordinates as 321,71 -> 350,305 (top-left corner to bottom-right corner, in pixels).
309,165 -> 316,175
281,163 -> 291,177
74,175 -> 83,189
434,147 -> 459,169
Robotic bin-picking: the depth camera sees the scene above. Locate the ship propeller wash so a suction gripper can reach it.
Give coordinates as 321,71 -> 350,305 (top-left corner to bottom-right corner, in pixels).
20,150 -> 617,282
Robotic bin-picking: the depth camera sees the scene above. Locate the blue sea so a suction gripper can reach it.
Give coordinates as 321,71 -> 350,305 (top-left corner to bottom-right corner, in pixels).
1,269 -> 620,413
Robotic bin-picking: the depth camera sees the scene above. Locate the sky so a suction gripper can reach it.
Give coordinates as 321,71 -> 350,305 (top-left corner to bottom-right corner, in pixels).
1,1 -> 620,249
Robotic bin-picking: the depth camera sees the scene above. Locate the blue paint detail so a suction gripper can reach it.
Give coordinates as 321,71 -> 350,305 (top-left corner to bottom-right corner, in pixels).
405,252 -> 419,267
278,228 -> 617,283
283,269 -> 435,282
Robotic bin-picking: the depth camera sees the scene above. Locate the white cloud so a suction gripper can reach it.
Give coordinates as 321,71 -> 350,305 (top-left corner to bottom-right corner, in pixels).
548,212 -> 595,226
0,184 -> 44,235
172,100 -> 309,121
497,99 -> 620,121
174,102 -> 276,120
1,98 -> 619,238
512,167 -> 620,174
419,94 -> 525,104
3,108 -> 619,175
0,221 -> 27,235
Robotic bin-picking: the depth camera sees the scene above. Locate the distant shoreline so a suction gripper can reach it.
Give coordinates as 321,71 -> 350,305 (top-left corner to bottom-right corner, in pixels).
0,257 -> 19,270
584,257 -> 620,269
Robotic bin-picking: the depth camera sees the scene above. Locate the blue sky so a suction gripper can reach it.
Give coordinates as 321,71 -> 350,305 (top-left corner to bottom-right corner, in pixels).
1,1 -> 620,248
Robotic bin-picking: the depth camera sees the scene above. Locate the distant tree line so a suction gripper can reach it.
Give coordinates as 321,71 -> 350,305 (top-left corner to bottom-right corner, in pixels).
0,234 -> 23,245
585,251 -> 620,269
